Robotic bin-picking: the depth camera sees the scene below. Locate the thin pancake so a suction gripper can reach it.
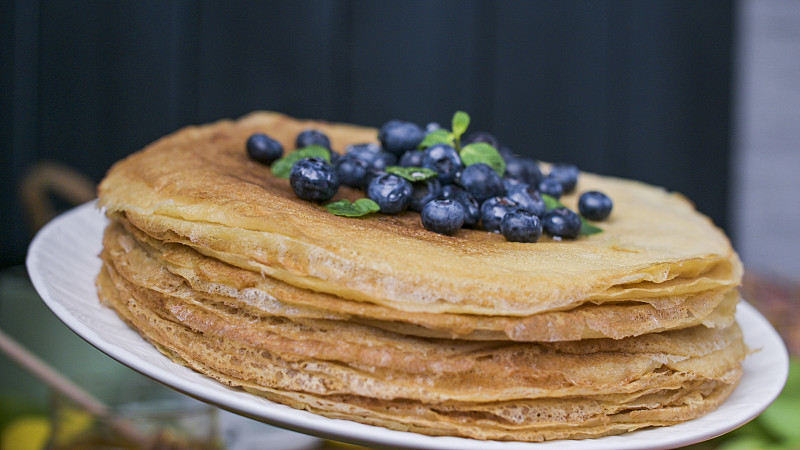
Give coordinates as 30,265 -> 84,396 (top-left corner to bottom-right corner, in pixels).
96,260 -> 743,442
99,248 -> 745,402
105,216 -> 738,342
98,111 -> 742,316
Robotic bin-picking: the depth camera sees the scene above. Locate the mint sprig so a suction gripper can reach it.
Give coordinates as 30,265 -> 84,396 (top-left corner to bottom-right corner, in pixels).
418,111 -> 506,176
541,194 -> 603,236
325,198 -> 380,217
451,110 -> 470,149
460,142 -> 506,176
418,129 -> 454,149
271,145 -> 331,179
386,166 -> 438,182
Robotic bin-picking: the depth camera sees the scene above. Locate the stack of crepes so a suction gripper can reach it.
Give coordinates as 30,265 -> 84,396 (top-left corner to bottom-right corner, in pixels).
96,112 -> 746,442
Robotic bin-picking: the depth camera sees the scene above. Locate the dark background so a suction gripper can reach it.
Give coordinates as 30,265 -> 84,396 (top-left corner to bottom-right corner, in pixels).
1,0 -> 734,270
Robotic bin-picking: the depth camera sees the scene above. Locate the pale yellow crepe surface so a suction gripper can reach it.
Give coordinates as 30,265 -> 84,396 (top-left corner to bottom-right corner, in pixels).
98,111 -> 741,316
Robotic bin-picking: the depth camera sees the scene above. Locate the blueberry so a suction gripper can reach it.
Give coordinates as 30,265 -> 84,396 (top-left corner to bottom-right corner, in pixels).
399,150 -> 425,168
440,185 -> 480,228
421,199 -> 465,236
378,120 -> 424,157
367,173 -> 412,214
462,130 -> 499,150
409,178 -> 442,212
346,143 -> 397,171
361,168 -> 386,190
371,150 -> 398,171
346,142 -> 381,158
457,163 -> 504,203
503,177 -> 524,193
334,153 -> 369,188
504,156 -> 543,186
501,210 -> 543,243
507,183 -> 546,217
295,129 -> 331,150
548,163 -> 579,193
578,191 -> 613,221
425,122 -> 441,133
441,184 -> 459,199
422,143 -> 462,185
538,176 -> 564,199
289,158 -> 339,203
246,133 -> 284,165
542,207 -> 582,239
480,196 -> 519,233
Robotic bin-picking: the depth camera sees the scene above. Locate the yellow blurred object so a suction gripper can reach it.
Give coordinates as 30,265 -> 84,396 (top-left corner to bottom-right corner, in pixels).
1,415 -> 50,450
51,406 -> 94,446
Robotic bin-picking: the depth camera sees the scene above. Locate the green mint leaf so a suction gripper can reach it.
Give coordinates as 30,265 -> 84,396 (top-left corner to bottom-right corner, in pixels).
541,194 -> 603,236
419,129 -> 454,149
385,166 -> 438,182
271,145 -> 330,179
580,221 -> 603,235
541,194 -> 563,210
460,142 -> 506,176
452,111 -> 470,150
451,111 -> 470,139
325,198 -> 381,217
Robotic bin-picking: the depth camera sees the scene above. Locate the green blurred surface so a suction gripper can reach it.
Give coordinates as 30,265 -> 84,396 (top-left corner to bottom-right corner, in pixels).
0,266 -> 139,434
686,358 -> 800,450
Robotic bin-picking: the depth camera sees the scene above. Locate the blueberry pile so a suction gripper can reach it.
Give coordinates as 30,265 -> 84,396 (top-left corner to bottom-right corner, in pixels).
247,112 -> 613,243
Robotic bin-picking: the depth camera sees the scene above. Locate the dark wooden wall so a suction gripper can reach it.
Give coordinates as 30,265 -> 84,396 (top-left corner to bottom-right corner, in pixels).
1,0 -> 734,269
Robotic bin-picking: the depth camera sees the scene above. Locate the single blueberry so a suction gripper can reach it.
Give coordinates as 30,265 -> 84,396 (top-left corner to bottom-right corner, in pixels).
538,176 -> 564,199
409,178 -> 442,212
504,156 -> 543,186
425,122 -> 441,133
346,142 -> 381,158
346,143 -> 397,171
421,199 -> 465,236
501,210 -> 543,243
507,183 -> 546,217
480,196 -> 519,233
462,130 -> 499,150
289,158 -> 339,203
361,168 -> 386,190
371,150 -> 398,171
378,120 -> 424,157
503,177 -> 524,193
457,163 -> 505,203
367,173 -> 413,214
334,153 -> 369,188
440,185 -> 480,227
542,207 -> 582,239
399,150 -> 425,168
440,183 -> 460,200
246,133 -> 284,165
548,163 -> 579,193
423,143 -> 462,185
295,129 -> 331,150
578,191 -> 613,221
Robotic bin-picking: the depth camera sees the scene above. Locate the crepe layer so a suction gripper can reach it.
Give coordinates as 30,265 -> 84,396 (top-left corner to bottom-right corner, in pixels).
97,112 -> 742,316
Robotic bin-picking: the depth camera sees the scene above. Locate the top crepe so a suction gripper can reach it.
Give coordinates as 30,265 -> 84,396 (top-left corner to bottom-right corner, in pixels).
98,111 -> 741,316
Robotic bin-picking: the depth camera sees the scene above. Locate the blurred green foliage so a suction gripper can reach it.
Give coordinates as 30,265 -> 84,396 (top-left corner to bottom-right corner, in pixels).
690,357 -> 800,450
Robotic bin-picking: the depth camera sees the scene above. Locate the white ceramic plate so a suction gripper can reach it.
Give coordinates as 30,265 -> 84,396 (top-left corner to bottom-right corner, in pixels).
28,202 -> 790,450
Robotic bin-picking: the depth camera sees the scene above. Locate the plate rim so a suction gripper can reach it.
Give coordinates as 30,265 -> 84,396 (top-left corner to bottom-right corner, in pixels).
26,202 -> 790,450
